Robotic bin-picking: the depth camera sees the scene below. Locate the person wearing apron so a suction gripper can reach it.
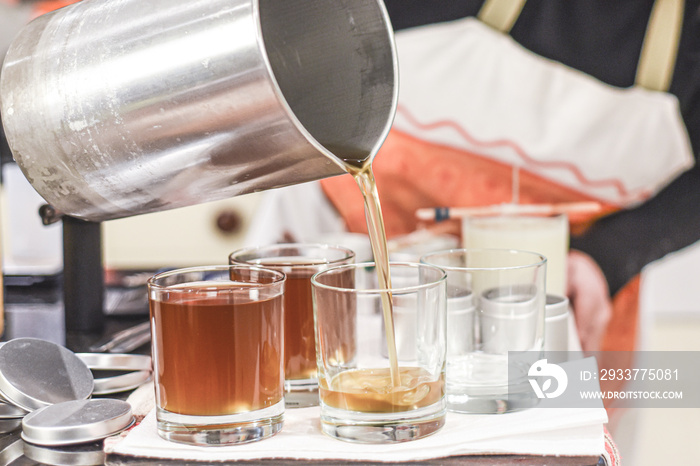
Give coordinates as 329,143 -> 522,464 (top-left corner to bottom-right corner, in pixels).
315,0 -> 698,360
297,4 -> 696,455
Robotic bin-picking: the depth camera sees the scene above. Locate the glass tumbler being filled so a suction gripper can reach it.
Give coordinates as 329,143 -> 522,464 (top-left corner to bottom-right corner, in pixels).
311,262 -> 447,444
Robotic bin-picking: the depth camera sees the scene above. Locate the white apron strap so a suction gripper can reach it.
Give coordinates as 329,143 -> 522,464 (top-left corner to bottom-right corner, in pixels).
477,0 -> 526,33
478,0 -> 685,92
636,0 -> 685,92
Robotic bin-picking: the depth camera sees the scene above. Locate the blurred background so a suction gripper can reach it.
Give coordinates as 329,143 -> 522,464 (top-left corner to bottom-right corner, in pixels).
2,0 -> 699,464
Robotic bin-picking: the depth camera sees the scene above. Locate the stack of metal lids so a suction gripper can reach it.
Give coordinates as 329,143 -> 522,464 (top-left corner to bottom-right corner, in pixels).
0,338 -> 143,447
0,398 -> 26,434
76,352 -> 153,396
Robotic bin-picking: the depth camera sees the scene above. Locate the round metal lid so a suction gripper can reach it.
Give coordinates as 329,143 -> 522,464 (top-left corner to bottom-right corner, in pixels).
0,438 -> 23,465
21,398 -> 134,447
545,294 -> 570,319
0,418 -> 22,434
92,370 -> 152,396
23,439 -> 106,466
76,353 -> 153,395
0,401 -> 28,419
447,288 -> 474,312
481,285 -> 538,317
76,353 -> 152,371
0,339 -> 94,411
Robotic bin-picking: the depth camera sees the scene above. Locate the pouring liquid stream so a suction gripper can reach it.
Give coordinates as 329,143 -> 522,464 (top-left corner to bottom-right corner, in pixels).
334,149 -> 400,388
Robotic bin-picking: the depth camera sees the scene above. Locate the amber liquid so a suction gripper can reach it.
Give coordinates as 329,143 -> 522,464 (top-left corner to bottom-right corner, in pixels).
252,258 -> 347,381
319,367 -> 443,413
346,164 -> 400,387
281,273 -> 318,379
150,285 -> 284,416
325,145 -> 400,387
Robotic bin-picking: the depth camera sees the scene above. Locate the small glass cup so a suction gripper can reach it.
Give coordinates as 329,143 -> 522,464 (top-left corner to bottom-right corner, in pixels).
311,262 -> 447,444
148,265 -> 285,446
421,249 -> 546,414
229,243 -> 355,408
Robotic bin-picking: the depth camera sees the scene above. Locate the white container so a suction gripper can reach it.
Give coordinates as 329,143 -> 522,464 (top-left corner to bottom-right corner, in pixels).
480,285 -> 538,354
421,249 -> 546,414
462,214 -> 569,295
544,294 -> 570,353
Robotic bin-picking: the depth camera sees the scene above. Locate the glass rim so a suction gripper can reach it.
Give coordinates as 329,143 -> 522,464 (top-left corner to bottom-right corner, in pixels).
147,264 -> 286,291
462,212 -> 568,221
228,242 -> 356,268
420,248 -> 547,272
310,261 -> 446,294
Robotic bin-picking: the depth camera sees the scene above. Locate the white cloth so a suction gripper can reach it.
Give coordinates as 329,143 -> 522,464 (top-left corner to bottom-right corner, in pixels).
106,405 -> 607,462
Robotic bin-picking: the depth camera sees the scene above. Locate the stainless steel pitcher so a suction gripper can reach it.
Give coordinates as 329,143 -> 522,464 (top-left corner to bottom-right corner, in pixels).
0,0 -> 398,222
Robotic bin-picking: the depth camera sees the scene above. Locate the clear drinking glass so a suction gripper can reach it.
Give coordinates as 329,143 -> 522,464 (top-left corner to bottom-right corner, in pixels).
311,262 -> 447,444
148,265 -> 285,446
229,243 -> 355,408
421,249 -> 546,414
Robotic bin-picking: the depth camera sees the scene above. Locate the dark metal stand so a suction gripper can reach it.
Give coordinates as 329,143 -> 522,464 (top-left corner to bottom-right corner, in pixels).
62,216 -> 104,333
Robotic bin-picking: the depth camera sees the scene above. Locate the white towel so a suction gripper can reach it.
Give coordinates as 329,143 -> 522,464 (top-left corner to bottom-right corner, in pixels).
105,404 -> 607,462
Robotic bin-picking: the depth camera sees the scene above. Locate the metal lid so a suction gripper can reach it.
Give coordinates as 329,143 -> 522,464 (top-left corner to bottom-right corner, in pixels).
0,438 -> 23,465
23,439 -> 106,466
0,339 -> 94,411
0,418 -> 22,434
0,401 -> 28,419
76,353 -> 153,395
447,287 -> 474,312
481,285 -> 538,317
92,371 -> 152,396
76,353 -> 152,371
545,294 -> 570,319
21,399 -> 134,446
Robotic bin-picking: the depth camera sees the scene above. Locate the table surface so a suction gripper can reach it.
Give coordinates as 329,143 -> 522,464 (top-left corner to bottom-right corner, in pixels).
1,427 -> 605,466
1,283 -> 606,466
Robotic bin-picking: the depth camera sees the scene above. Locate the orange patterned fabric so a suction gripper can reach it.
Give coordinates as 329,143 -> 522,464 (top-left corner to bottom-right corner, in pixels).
597,275 -> 641,414
320,128 -> 640,378
603,275 -> 641,353
320,129 -> 617,239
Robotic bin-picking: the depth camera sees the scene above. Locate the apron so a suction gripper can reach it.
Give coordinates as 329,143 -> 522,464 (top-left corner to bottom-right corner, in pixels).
320,0 -> 692,356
